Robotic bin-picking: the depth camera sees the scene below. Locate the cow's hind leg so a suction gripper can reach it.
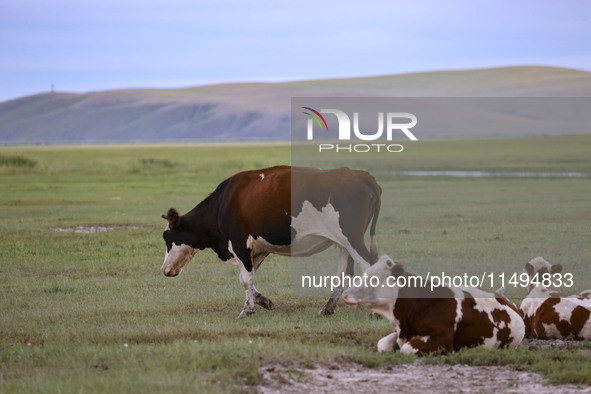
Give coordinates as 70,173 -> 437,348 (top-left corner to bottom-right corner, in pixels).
319,248 -> 352,316
319,287 -> 344,316
251,254 -> 274,311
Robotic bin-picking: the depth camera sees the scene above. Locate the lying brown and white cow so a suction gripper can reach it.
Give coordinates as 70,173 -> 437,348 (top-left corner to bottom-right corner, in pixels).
519,257 -> 591,340
160,165 -> 381,317
343,256 -> 525,355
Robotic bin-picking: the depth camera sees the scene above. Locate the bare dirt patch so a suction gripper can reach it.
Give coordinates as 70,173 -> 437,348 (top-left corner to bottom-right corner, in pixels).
521,338 -> 575,350
260,361 -> 590,394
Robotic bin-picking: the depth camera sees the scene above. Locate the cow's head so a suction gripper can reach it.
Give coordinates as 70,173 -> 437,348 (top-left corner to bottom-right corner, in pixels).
160,208 -> 199,277
523,256 -> 563,292
342,255 -> 403,322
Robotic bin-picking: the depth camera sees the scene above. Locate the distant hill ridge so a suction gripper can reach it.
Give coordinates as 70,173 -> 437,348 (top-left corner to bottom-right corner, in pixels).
1,66 -> 590,144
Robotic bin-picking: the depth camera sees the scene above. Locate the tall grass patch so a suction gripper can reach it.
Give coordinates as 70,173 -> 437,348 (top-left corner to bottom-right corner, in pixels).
0,154 -> 37,168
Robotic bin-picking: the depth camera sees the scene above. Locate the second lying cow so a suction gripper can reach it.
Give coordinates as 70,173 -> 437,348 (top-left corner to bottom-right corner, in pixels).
519,257 -> 591,340
343,256 -> 525,355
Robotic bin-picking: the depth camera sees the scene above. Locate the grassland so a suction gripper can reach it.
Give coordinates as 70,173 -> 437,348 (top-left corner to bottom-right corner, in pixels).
1,136 -> 591,392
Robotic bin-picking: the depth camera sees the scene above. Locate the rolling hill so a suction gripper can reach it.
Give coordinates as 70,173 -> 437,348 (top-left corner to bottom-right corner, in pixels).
1,66 -> 590,144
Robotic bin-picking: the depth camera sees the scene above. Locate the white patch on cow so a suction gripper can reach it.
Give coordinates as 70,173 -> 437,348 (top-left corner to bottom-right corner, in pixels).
449,287 -> 464,332
370,234 -> 378,258
482,327 -> 499,348
581,317 -> 591,339
161,242 -> 199,276
291,200 -> 370,272
399,342 -> 419,355
377,332 -> 398,352
228,240 -> 236,259
554,299 -> 576,323
259,173 -> 265,180
554,297 -> 591,321
506,315 -> 525,346
541,322 -> 562,338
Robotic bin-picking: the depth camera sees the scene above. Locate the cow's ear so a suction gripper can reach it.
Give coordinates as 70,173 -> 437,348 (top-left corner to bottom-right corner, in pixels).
551,264 -> 563,274
390,262 -> 404,277
524,262 -> 534,276
161,208 -> 180,229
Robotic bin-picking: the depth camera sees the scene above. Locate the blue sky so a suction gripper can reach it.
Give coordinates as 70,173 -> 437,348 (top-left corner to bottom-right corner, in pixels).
0,0 -> 589,102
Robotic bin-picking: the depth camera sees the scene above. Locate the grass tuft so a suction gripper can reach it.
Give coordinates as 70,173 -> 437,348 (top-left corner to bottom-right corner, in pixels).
139,157 -> 177,168
0,154 -> 37,168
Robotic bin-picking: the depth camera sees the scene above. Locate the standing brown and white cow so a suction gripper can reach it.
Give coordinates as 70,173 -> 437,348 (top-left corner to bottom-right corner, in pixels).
160,165 -> 381,317
519,257 -> 591,339
343,256 -> 525,355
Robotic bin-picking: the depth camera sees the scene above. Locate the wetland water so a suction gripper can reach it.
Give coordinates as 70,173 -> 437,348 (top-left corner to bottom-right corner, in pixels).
392,171 -> 588,178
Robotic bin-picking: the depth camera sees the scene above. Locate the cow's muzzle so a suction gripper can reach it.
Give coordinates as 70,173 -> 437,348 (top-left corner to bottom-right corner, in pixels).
161,244 -> 199,277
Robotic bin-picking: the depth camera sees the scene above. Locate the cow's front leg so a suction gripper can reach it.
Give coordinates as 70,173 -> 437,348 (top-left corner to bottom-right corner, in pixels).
377,331 -> 399,352
238,264 -> 256,317
229,240 -> 257,317
398,334 -> 453,356
232,240 -> 275,316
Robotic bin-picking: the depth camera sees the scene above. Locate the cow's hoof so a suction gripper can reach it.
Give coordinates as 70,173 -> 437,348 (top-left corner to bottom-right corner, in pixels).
317,306 -> 335,317
318,298 -> 338,316
239,309 -> 255,318
255,294 -> 275,311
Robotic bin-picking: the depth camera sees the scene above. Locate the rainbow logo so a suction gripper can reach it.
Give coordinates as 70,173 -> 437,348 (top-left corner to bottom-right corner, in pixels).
302,107 -> 328,131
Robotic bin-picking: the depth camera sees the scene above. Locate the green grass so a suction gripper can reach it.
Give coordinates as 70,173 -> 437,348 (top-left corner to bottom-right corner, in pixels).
0,154 -> 37,168
1,136 -> 591,392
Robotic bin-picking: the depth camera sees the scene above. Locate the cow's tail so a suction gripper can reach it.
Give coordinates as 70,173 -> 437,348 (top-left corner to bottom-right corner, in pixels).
365,173 -> 382,261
